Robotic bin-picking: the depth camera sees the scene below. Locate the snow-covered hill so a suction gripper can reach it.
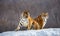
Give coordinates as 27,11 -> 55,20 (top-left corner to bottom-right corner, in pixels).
0,28 -> 60,36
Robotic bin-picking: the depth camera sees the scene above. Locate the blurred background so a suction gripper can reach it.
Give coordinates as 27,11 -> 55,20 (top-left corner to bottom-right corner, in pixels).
0,0 -> 60,32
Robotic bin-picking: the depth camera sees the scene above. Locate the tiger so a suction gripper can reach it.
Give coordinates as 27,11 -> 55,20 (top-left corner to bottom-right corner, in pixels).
15,10 -> 40,31
34,12 -> 49,29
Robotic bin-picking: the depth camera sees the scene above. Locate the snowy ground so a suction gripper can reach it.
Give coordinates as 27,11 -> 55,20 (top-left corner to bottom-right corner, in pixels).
0,28 -> 60,36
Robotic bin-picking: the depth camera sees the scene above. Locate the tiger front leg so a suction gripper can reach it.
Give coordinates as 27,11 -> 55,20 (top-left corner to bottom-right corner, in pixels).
33,21 -> 40,30
15,26 -> 20,31
15,23 -> 21,31
27,24 -> 32,30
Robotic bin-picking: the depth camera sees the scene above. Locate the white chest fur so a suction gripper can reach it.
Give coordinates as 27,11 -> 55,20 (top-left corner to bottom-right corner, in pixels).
20,17 -> 29,27
42,17 -> 48,28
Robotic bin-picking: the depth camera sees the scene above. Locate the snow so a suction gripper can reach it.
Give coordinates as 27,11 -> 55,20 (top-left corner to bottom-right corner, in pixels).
0,28 -> 60,36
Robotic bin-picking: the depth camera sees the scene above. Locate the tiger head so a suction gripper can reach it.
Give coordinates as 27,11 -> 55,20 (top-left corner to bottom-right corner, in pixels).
41,12 -> 49,21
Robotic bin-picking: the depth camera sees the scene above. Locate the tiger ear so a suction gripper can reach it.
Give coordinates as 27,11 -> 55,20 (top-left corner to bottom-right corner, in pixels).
41,12 -> 44,14
24,10 -> 30,16
21,10 -> 30,17
41,12 -> 48,15
45,12 -> 48,15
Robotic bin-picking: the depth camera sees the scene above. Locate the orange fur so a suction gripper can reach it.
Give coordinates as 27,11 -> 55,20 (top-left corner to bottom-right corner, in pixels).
27,16 -> 40,30
34,12 -> 49,29
15,10 -> 40,30
15,10 -> 49,30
